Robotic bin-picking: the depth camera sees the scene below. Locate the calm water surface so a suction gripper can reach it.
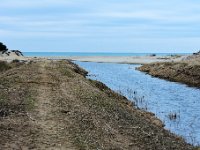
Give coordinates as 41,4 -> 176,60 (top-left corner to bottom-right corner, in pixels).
75,61 -> 200,145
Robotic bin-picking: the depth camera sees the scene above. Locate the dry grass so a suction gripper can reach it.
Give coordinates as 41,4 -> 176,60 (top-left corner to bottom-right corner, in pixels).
0,61 -> 11,72
138,61 -> 200,88
0,60 -> 196,150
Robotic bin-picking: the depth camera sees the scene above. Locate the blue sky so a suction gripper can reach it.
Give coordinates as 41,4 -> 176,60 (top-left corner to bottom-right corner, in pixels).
0,0 -> 200,53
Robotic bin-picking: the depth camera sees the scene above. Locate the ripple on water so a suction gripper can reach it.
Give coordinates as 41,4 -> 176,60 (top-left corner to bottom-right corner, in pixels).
75,61 -> 200,146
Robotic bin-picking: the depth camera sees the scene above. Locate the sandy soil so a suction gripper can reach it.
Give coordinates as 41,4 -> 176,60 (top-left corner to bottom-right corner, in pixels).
0,60 -> 195,149
57,55 -> 186,64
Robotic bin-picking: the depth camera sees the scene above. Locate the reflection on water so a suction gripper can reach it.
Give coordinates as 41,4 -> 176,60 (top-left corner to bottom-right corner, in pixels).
75,61 -> 200,145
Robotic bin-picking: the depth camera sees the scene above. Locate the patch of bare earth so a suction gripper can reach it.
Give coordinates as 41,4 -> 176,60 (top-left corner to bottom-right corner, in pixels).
0,60 -> 195,149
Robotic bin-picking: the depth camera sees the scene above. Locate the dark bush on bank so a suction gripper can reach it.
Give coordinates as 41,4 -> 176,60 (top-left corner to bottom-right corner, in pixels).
193,50 -> 200,55
0,42 -> 8,53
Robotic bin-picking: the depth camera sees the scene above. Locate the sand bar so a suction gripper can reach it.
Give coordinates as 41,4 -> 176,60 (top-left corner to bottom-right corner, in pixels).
49,55 -> 187,64
1,54 -> 188,64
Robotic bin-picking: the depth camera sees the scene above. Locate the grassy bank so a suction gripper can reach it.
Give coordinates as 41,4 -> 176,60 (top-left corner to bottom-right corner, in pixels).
0,60 -> 196,149
137,61 -> 200,88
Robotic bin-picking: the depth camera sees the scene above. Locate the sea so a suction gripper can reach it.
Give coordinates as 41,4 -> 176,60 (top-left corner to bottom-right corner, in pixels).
24,52 -> 191,57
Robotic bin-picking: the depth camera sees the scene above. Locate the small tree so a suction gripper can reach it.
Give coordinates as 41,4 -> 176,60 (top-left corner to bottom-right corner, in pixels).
0,42 -> 8,53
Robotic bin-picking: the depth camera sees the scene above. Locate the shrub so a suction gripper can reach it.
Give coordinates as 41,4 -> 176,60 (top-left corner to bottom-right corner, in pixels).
12,59 -> 20,63
0,61 -> 11,72
0,42 -> 8,53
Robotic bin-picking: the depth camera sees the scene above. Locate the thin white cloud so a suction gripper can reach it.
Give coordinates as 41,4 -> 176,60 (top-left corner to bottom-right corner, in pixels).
0,29 -> 12,35
0,29 -> 88,38
0,16 -> 20,23
88,11 -> 161,20
0,0 -> 76,8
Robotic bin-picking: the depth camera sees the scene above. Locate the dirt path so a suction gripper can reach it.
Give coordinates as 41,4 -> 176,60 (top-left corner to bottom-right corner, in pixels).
32,61 -> 76,149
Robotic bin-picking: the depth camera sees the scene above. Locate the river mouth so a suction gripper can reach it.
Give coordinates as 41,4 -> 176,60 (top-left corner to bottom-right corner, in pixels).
75,61 -> 200,146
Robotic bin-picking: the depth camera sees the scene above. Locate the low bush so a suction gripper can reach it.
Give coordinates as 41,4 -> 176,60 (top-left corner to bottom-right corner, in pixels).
0,61 -> 11,72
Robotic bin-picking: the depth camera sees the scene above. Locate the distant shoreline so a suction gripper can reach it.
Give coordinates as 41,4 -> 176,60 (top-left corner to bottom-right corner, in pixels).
1,54 -> 187,64
24,52 -> 189,64
24,52 -> 191,57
